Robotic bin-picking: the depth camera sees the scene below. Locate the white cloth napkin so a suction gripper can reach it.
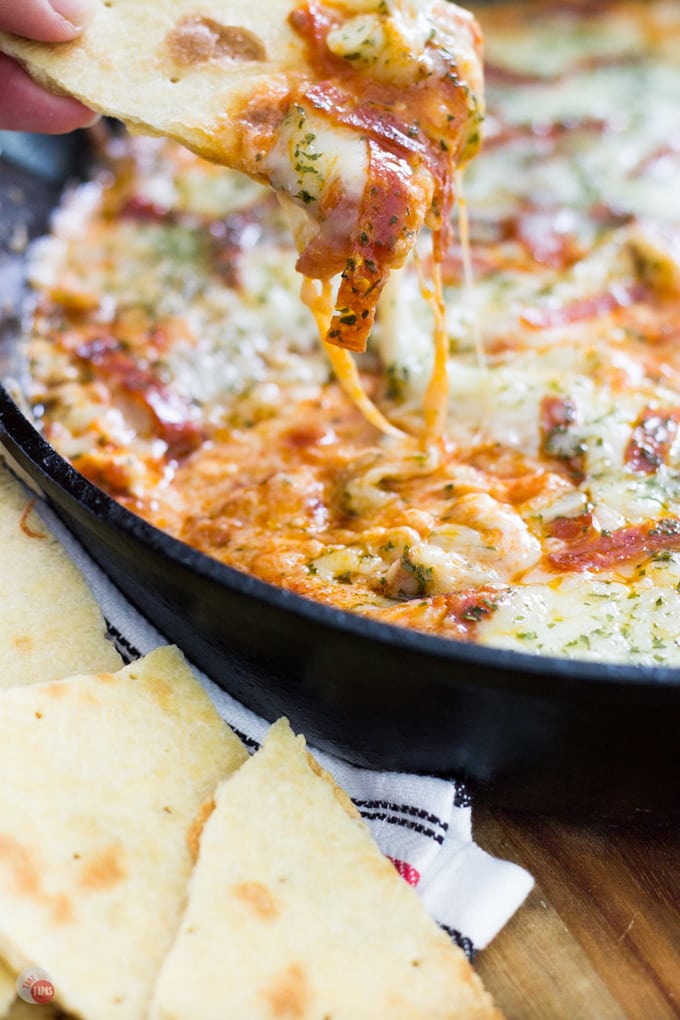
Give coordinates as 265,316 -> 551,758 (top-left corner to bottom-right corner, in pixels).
37,496 -> 534,958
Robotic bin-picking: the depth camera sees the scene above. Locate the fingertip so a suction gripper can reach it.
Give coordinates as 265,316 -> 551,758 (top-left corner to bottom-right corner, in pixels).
0,0 -> 94,44
0,53 -> 98,134
49,0 -> 95,33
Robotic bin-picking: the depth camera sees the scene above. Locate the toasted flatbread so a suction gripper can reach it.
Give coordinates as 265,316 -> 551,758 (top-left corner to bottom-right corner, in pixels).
5,1003 -> 64,1020
0,0 -> 483,355
0,1 -> 305,170
5,1005 -> 60,1020
149,718 -> 501,1020
0,646 -> 247,1020
0,962 -> 15,1019
0,461 -> 122,687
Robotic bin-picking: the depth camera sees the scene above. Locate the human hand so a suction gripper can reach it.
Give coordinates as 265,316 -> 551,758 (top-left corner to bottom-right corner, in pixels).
0,0 -> 98,133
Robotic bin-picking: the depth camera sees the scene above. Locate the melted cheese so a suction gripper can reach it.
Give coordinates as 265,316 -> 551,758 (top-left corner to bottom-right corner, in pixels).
263,0 -> 484,353
300,276 -> 405,435
264,0 -> 484,434
482,578 -> 680,666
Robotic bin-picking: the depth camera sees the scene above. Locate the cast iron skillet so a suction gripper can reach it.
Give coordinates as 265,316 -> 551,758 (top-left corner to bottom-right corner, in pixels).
0,130 -> 678,818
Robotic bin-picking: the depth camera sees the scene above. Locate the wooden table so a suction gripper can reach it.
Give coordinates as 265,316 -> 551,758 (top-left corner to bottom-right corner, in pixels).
473,808 -> 680,1019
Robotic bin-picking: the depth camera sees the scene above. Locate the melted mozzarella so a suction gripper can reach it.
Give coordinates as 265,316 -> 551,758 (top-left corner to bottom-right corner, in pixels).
480,577 -> 680,666
266,108 -> 369,219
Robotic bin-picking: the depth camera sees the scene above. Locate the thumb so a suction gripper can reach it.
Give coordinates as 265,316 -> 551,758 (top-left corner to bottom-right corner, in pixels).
0,0 -> 94,43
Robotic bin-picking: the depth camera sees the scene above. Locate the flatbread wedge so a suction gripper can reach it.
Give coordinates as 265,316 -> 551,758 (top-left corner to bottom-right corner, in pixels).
0,645 -> 247,1020
5,1003 -> 63,1020
0,0 -> 483,354
0,961 -> 15,1019
0,460 -> 122,687
149,717 -> 501,1020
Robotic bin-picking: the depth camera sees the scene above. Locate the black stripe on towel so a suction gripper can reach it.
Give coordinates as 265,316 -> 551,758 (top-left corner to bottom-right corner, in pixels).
229,726 -> 261,753
440,925 -> 476,960
358,810 -> 446,845
353,799 -> 449,835
453,783 -> 473,809
105,621 -> 141,664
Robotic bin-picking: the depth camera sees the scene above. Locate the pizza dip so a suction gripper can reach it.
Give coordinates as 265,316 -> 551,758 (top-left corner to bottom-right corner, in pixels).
23,0 -> 680,665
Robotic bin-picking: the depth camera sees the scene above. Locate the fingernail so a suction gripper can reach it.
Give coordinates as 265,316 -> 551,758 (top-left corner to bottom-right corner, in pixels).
49,0 -> 94,30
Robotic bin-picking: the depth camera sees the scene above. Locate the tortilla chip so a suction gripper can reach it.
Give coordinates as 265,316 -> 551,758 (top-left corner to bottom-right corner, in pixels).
150,718 -> 501,1020
0,461 -> 122,687
0,0 -> 306,172
0,646 -> 247,1020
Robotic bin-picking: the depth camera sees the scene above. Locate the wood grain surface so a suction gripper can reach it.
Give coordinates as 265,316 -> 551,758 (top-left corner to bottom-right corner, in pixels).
474,808 -> 680,1019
